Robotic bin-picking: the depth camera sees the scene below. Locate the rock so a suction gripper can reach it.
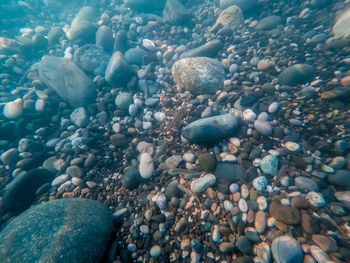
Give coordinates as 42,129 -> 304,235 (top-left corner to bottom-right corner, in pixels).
163,0 -> 191,25
105,52 -> 135,88
0,168 -> 54,215
156,194 -> 167,210
198,153 -> 216,171
271,235 -> 303,263
110,134 -> 128,147
334,191 -> 350,207
115,92 -> 133,111
256,15 -> 282,30
278,64 -> 316,86
306,191 -> 326,208
291,196 -> 309,210
214,162 -> 243,184
254,120 -> 273,136
310,245 -> 330,262
301,213 -> 320,235
172,57 -> 225,95
175,217 -> 188,232
74,44 -> 110,76
70,107 -> 88,128
260,155 -> 278,175
332,8 -> 350,39
294,176 -> 319,192
122,166 -> 141,190
96,25 -> 113,51
165,181 -> 181,198
66,166 -> 83,178
311,235 -> 338,253
179,39 -> 223,59
190,174 -> 216,193
139,153 -> 154,179
181,114 -> 238,143
224,200 -> 234,212
212,225 -> 220,242
255,242 -> 272,263
0,198 -> 113,263
66,6 -> 97,42
154,112 -> 166,122
114,30 -> 128,53
232,257 -> 254,263
238,198 -> 248,212
236,236 -> 252,254
255,210 -> 266,233
269,201 -> 300,225
219,242 -> 235,253
124,0 -> 166,12
253,176 -> 268,191
219,0 -> 257,11
1,148 -> 18,165
160,155 -> 182,170
47,26 -> 63,45
212,5 -> 243,31
257,59 -> 272,71
328,170 -> 350,187
37,56 -> 96,108
124,48 -> 149,66
242,109 -> 257,121
150,245 -> 161,258
4,99 -> 23,119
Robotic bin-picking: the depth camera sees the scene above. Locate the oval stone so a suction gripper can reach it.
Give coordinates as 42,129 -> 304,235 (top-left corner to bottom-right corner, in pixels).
271,235 -> 303,263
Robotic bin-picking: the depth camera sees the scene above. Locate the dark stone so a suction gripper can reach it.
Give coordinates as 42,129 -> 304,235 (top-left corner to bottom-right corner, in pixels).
236,236 -> 253,254
328,170 -> 350,187
110,134 -> 129,147
124,48 -> 150,66
198,153 -> 217,172
122,166 -> 142,190
179,40 -> 223,59
278,64 -> 316,86
232,257 -> 254,263
47,26 -> 64,45
0,168 -> 54,215
105,51 -> 135,88
114,30 -> 129,53
163,0 -> 191,25
96,25 -> 114,52
214,162 -> 243,185
269,201 -> 300,225
240,94 -> 257,107
0,198 -> 113,263
165,181 -> 182,198
124,0 -> 166,12
301,212 -> 320,235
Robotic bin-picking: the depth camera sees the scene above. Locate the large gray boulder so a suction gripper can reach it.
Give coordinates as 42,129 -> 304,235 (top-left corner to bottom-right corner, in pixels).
0,198 -> 114,263
37,56 -> 96,108
66,6 -> 97,42
172,57 -> 225,95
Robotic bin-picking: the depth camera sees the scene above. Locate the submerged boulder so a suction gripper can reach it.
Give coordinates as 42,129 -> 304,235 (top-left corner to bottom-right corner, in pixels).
172,57 -> 225,95
124,0 -> 166,12
66,6 -> 97,42
163,0 -> 191,25
212,5 -> 244,31
179,39 -> 223,59
105,51 -> 135,87
0,198 -> 113,263
278,64 -> 316,86
37,56 -> 96,108
332,7 -> 350,39
182,114 -> 238,143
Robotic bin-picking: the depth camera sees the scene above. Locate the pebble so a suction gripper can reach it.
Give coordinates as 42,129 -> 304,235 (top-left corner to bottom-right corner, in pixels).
256,196 -> 268,210
285,142 -> 300,152
306,191 -> 326,208
154,112 -> 166,122
150,245 -> 161,258
255,210 -> 266,233
254,120 -> 273,136
224,200 -> 234,212
271,235 -> 303,263
139,152 -> 154,179
252,176 -> 268,191
219,242 -> 235,253
260,155 -> 278,175
242,109 -> 257,121
140,224 -> 149,235
229,183 -> 239,193
238,198 -> 248,213
294,176 -> 319,192
182,153 -> 195,163
156,194 -> 167,210
51,174 -> 69,187
212,225 -> 220,242
268,102 -> 279,113
190,174 -> 216,193
4,99 -> 23,119
310,245 -> 330,262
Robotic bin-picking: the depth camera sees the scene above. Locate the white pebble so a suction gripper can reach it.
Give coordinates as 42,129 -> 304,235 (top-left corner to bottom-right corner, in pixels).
238,198 -> 248,213
156,194 -> 167,210
268,102 -> 279,113
212,225 -> 220,243
224,200 -> 234,212
242,109 -> 257,121
140,224 -> 150,235
51,174 -> 69,187
142,39 -> 156,51
280,198 -> 291,206
129,104 -> 138,116
253,176 -> 268,191
4,99 -> 23,119
183,152 -> 195,163
280,176 -> 290,187
142,121 -> 153,130
229,183 -> 239,193
154,112 -> 166,122
139,152 -> 154,179
285,141 -> 300,152
257,196 -> 268,210
150,245 -> 161,258
35,99 -> 45,112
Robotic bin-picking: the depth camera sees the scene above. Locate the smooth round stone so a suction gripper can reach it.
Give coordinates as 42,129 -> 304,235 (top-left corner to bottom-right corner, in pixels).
236,236 -> 253,254
310,245 -> 330,262
127,244 -> 137,253
257,59 -> 272,71
96,25 -> 114,51
4,99 -> 23,119
255,242 -> 272,263
224,200 -> 234,212
280,176 -> 290,187
212,225 -> 220,242
128,104 -> 138,116
260,155 -> 278,175
268,102 -> 279,113
66,165 -> 83,178
142,39 -> 156,52
285,142 -> 300,152
294,176 -> 319,192
253,176 -> 268,191
278,64 -> 316,86
257,196 -> 268,210
255,210 -> 266,233
115,93 -> 133,111
245,227 -> 261,243
182,114 -> 238,143
280,198 -> 291,206
306,191 -> 326,208
182,153 -> 195,163
70,107 -> 88,128
334,191 -> 350,207
238,198 -> 248,212
110,134 -> 128,147
334,140 -> 347,153
214,5 -> 244,28
142,121 -> 152,130
329,156 -> 345,169
191,174 -> 216,193
242,109 -> 257,121
328,170 -> 350,187
219,242 -> 235,253
229,183 -> 239,193
154,112 -> 166,122
139,153 -> 154,179
156,194 -> 167,210
71,177 -> 83,186
269,201 -> 300,225
150,245 -> 161,258
122,166 -> 141,190
254,120 -> 273,136
140,224 -> 150,235
229,63 -> 239,73
271,236 -> 303,263
311,234 -> 338,253
51,174 -> 69,187
257,112 -> 269,122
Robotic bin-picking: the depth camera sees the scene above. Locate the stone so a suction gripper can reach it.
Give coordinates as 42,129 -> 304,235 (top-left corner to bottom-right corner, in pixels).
232,257 -> 254,263
306,191 -> 326,208
74,44 -> 110,76
66,166 -> 83,178
328,170 -> 350,187
256,15 -> 282,30
161,155 -> 182,170
181,114 -> 238,143
219,242 -> 235,253
48,26 -> 63,45
254,120 -> 273,136
285,142 -> 300,152
255,210 -> 267,234
329,156 -> 346,169
311,234 -> 338,253
1,148 -> 18,165
198,153 -> 216,171
115,92 -> 133,111
291,196 -> 309,210
114,30 -> 128,53
255,242 -> 272,263
219,0 -> 257,11
260,155 -> 278,175
110,134 -> 128,147
0,198 -> 113,263
124,0 -> 166,12
66,6 -> 97,42
37,56 -> 96,108
212,225 -> 220,242
294,176 -> 319,192
238,198 -> 248,212
224,200 -> 234,212
212,5 -> 243,31
301,213 -> 320,234
172,57 -> 225,95
105,52 -> 135,88
165,181 -> 182,199
124,48 -> 149,66
332,8 -> 350,39
150,245 -> 161,258
236,236 -> 252,254
310,245 -> 330,263
190,174 -> 216,193
0,168 -> 54,215
96,25 -> 114,51
271,236 -> 303,263
257,59 -> 272,71
269,201 -> 300,225
214,162 -> 243,184
179,39 -> 223,59
4,99 -> 23,119
139,153 -> 154,179
278,64 -> 316,86
70,107 -> 88,127
122,166 -> 141,190
252,176 -> 268,191
334,191 -> 350,207
163,0 -> 191,25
